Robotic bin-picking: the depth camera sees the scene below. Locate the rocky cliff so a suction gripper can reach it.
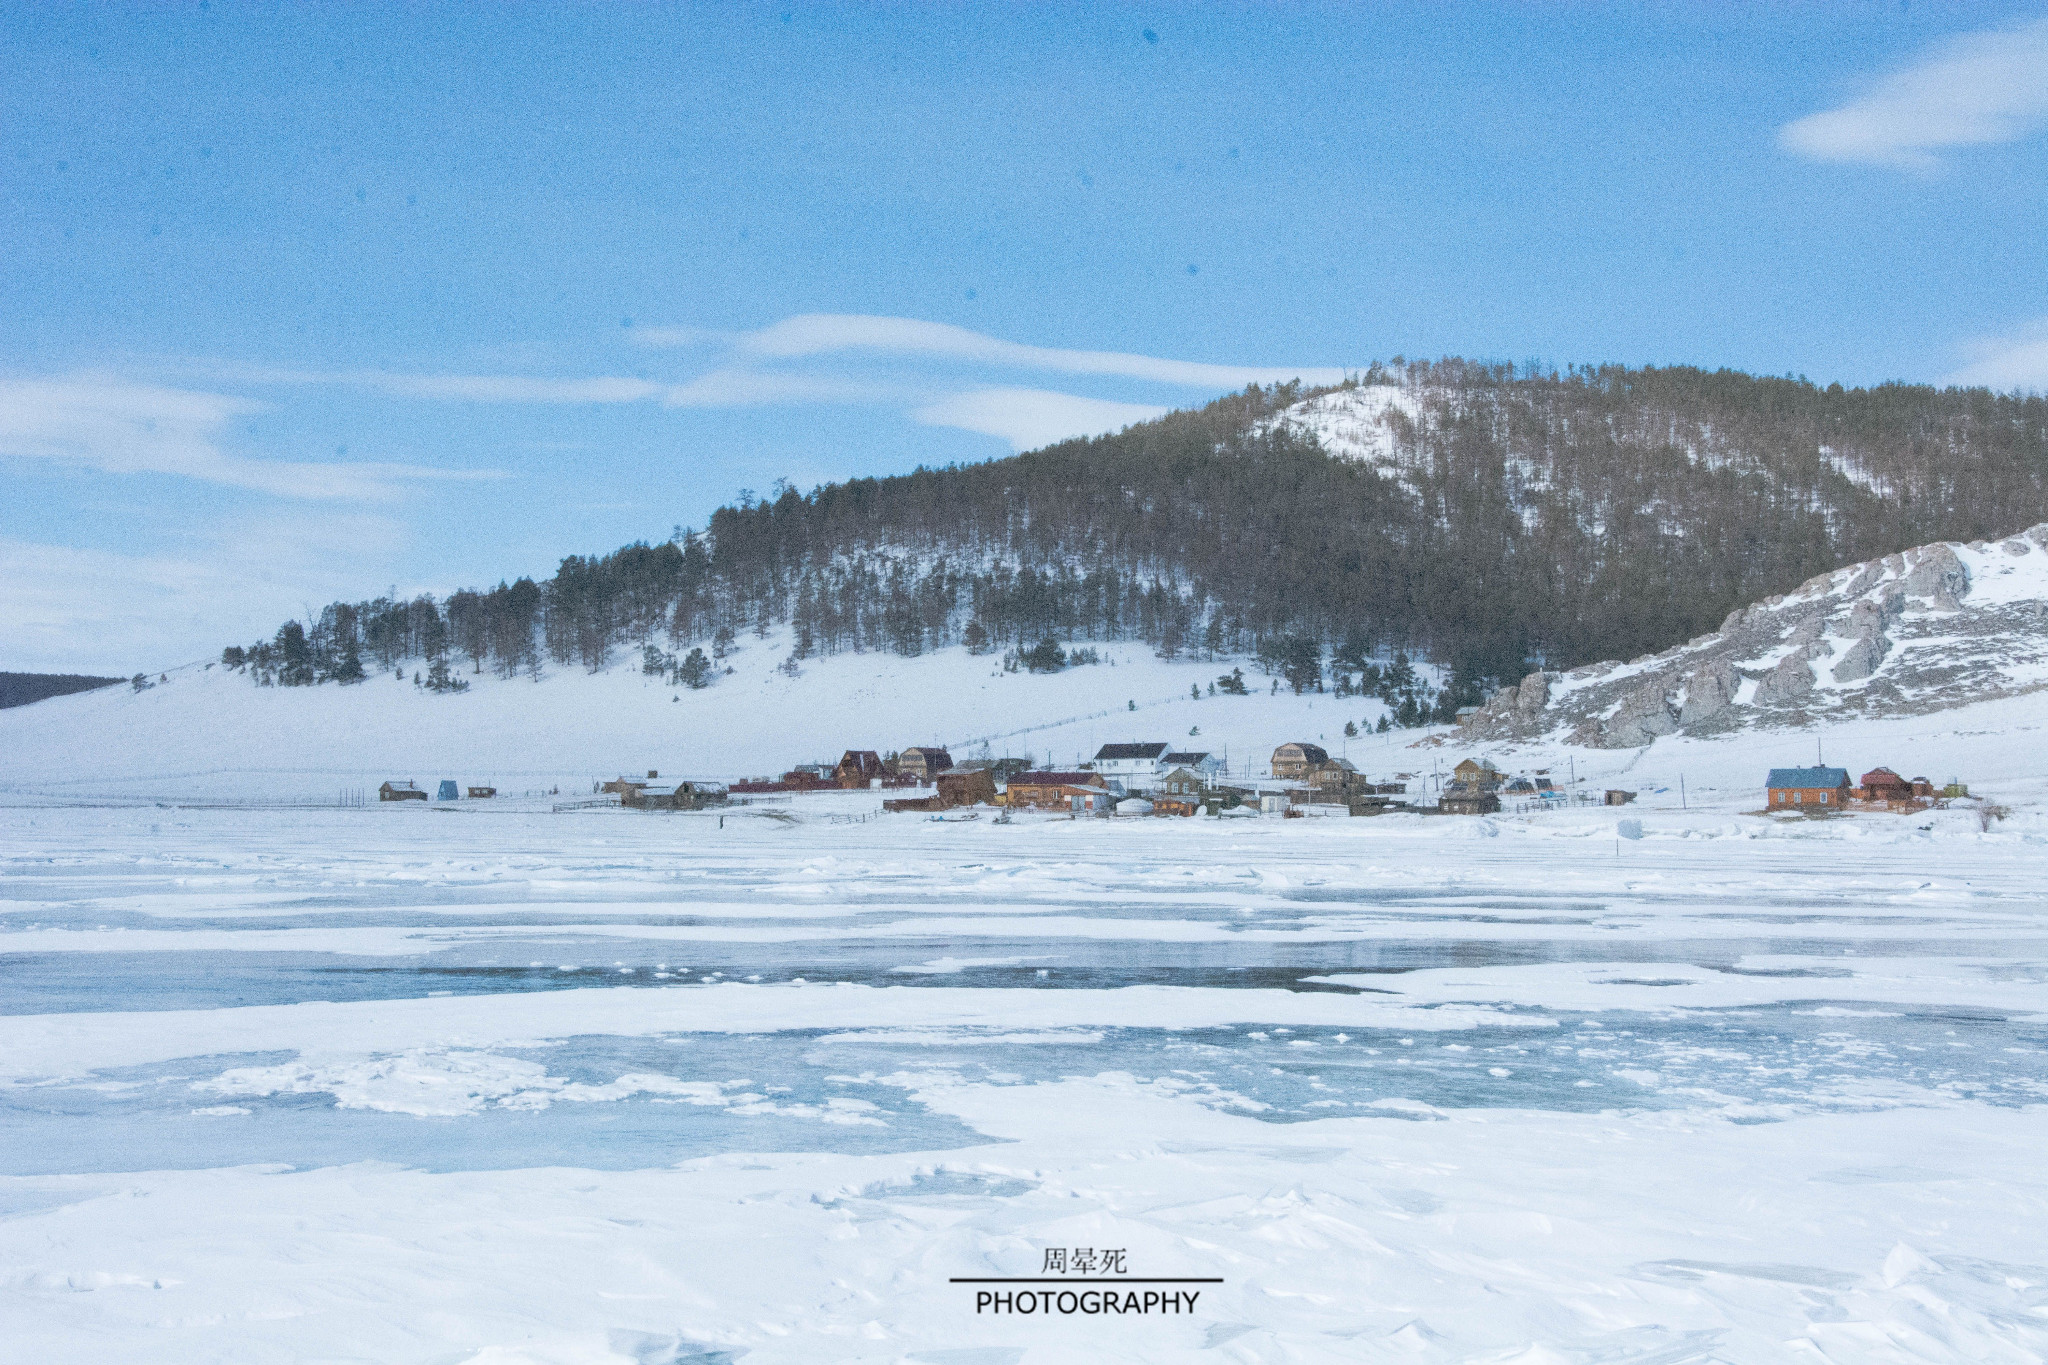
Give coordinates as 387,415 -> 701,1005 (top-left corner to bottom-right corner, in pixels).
1454,523 -> 2048,748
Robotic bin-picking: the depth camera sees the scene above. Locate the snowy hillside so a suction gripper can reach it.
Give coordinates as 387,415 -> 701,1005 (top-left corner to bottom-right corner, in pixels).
0,639 -> 1411,800
1457,521 -> 2048,749
1261,382 -> 1425,475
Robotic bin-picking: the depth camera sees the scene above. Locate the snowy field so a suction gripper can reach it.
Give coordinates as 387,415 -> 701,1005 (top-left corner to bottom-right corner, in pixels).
5,783 -> 2048,1363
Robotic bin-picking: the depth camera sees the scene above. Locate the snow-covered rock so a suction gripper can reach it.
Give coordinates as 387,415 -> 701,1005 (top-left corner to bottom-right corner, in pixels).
1458,523 -> 2048,747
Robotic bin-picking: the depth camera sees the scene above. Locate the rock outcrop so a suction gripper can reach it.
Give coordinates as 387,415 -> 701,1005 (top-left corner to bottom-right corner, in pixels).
1454,524 -> 2048,747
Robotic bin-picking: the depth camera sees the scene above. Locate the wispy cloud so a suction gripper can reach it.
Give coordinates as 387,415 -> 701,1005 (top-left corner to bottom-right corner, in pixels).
913,388 -> 1169,452
1780,18 -> 2048,170
660,368 -> 899,408
0,375 -> 498,499
1946,318 -> 2048,391
0,512 -> 411,673
693,313 -> 1346,389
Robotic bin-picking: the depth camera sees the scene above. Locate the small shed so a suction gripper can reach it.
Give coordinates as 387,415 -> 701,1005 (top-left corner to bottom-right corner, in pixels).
466,786 -> 497,799
1153,796 -> 1198,817
1603,789 -> 1636,806
436,780 -> 459,801
379,780 -> 428,802
1440,790 -> 1502,815
935,768 -> 997,808
1766,766 -> 1850,810
1859,767 -> 1913,802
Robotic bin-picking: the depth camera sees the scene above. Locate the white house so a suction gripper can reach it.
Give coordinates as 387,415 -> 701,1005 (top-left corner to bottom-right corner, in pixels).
1089,742 -> 1170,789
1160,750 -> 1223,780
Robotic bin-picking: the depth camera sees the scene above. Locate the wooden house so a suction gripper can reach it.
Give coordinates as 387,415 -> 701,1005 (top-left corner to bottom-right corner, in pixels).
1766,766 -> 1851,810
1270,742 -> 1330,779
378,780 -> 428,802
898,747 -> 955,781
1603,790 -> 1637,806
1152,796 -> 1199,817
834,750 -> 886,788
1001,771 -> 1106,811
1155,766 -> 1209,798
465,786 -> 497,798
602,772 -> 658,798
1439,790 -> 1501,815
1303,758 -> 1362,797
1451,759 -> 1505,789
1859,767 -> 1914,802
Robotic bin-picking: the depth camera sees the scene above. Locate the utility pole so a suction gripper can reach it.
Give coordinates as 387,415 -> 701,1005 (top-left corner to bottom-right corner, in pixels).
1680,772 -> 1687,810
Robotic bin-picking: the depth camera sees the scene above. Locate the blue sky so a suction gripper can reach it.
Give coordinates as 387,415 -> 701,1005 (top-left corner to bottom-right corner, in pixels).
5,2 -> 2048,672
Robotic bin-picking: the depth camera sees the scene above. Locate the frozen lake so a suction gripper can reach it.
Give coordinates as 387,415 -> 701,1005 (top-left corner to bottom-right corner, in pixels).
4,796 -> 2047,1362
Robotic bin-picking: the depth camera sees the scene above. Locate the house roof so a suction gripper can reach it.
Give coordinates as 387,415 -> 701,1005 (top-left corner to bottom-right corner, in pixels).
1275,742 -> 1329,761
1767,766 -> 1850,789
1093,742 -> 1168,761
1861,767 -> 1907,784
1161,751 -> 1211,765
903,746 -> 952,759
1010,771 -> 1103,786
380,780 -> 420,789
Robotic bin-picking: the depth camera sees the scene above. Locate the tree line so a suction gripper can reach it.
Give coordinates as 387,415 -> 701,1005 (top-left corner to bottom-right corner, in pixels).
221,360 -> 2048,703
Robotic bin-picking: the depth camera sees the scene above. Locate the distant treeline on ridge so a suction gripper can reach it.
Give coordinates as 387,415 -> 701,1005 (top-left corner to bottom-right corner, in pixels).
222,359 -> 2048,709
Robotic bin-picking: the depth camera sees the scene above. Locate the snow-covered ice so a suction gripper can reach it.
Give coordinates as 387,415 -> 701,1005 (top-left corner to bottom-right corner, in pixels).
4,783 -> 2048,1362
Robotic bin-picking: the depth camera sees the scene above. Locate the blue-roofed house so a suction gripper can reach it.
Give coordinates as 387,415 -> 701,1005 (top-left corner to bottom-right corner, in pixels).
1766,766 -> 1851,810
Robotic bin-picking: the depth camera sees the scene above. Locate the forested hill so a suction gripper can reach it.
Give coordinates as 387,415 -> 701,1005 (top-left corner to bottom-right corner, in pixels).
225,360 -> 2048,709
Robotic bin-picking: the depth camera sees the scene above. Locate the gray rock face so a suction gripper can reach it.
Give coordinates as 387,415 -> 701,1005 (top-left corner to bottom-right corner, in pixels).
1442,523 -> 2048,748
1752,649 -> 1815,707
1678,660 -> 1738,726
1602,681 -> 1679,746
1902,544 -> 1969,610
1830,633 -> 1887,683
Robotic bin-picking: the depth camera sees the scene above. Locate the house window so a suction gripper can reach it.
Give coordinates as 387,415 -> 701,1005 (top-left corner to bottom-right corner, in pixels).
1817,792 -> 1828,803
1793,792 -> 1802,804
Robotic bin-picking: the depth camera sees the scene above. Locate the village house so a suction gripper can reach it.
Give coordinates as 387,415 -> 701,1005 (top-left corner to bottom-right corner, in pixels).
602,771 -> 660,798
1001,770 -> 1107,811
1451,759 -> 1505,789
1269,742 -> 1330,779
1858,767 -> 1914,803
1155,766 -> 1209,798
1303,757 -> 1363,799
465,786 -> 497,798
378,780 -> 428,802
898,747 -> 954,782
1767,766 -> 1851,810
1089,742 -> 1171,788
834,750 -> 887,788
1161,750 -> 1223,780
1439,789 -> 1502,816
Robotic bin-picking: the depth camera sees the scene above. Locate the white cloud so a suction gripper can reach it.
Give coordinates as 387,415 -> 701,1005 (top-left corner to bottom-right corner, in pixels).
0,375 -> 495,499
1945,318 -> 2048,391
660,369 -> 899,408
636,313 -> 1346,389
913,388 -> 1169,451
0,513 -> 411,673
1780,18 -> 2048,169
